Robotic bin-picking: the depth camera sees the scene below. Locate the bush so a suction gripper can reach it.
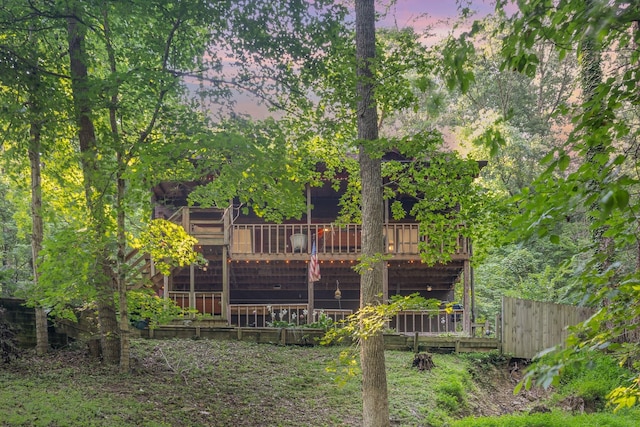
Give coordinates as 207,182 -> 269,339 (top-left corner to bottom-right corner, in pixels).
555,353 -> 633,411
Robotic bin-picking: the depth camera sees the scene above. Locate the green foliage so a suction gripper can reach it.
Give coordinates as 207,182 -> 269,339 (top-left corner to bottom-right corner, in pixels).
321,294 -> 457,385
474,234 -> 586,321
0,178 -> 32,297
515,341 -> 640,415
608,377 -> 640,413
436,380 -> 468,414
1,0 -> 351,365
130,219 -> 204,276
4,338 -> 640,425
454,410 -> 640,427
305,311 -> 336,330
389,293 -> 441,311
323,294 -> 443,346
553,353 -> 633,411
381,136 -> 491,266
126,289 -> 190,329
184,118 -> 317,222
35,227 -> 97,321
433,1 -> 640,408
352,253 -> 392,275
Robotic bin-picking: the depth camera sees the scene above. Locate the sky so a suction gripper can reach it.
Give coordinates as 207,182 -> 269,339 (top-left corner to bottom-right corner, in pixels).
227,0 -> 499,118
379,0 -> 496,33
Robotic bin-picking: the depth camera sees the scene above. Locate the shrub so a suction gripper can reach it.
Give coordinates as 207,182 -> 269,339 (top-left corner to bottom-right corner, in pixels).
555,353 -> 633,411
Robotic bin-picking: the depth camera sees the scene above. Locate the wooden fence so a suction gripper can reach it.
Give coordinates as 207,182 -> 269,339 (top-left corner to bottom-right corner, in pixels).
501,297 -> 595,359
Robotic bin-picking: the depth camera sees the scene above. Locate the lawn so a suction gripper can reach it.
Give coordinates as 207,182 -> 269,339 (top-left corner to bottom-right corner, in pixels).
1,339 -> 638,426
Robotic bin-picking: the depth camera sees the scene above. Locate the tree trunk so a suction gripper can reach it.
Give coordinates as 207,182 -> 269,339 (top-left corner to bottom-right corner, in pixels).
25,41 -> 49,355
581,0 -> 610,265
28,105 -> 48,356
67,12 -> 120,364
355,1 -> 390,426
102,6 -> 131,372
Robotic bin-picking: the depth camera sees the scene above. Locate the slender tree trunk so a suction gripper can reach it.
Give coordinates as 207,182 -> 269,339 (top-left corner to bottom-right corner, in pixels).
355,1 -> 390,426
28,98 -> 48,356
25,36 -> 49,355
67,12 -> 120,364
116,166 -> 130,372
101,5 -> 131,372
627,20 -> 640,344
581,1 -> 616,274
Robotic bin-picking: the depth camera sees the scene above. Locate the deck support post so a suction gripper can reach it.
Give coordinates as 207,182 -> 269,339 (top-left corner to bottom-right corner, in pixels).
163,275 -> 169,301
182,206 -> 190,233
222,245 -> 229,322
306,184 -> 314,318
383,260 -> 388,302
463,259 -> 471,336
306,184 -> 312,252
308,278 -> 314,318
189,263 -> 195,315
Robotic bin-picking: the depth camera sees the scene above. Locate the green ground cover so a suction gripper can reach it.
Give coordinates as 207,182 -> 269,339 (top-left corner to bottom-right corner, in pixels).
1,339 -> 638,426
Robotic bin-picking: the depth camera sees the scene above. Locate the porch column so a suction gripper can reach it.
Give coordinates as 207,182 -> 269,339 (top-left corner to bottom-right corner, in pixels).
189,263 -> 195,314
222,245 -> 229,321
306,184 -> 312,252
382,261 -> 388,302
306,183 -> 314,316
308,278 -> 314,318
182,206 -> 190,232
163,275 -> 169,300
463,259 -> 471,336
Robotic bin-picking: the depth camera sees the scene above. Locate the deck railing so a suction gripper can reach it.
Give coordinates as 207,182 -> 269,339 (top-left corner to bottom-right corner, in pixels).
231,223 -> 468,256
391,309 -> 465,335
228,304 -> 353,328
166,292 -> 462,334
168,291 -> 223,316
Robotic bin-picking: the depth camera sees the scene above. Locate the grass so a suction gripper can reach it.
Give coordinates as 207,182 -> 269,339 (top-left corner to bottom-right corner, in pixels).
452,410 -> 640,427
1,339 -> 639,426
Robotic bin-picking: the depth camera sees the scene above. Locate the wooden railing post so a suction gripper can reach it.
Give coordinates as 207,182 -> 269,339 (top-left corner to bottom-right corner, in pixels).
463,259 -> 471,336
222,245 -> 229,322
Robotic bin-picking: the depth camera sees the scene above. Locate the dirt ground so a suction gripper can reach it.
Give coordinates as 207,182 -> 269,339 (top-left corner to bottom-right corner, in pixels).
467,358 -> 553,417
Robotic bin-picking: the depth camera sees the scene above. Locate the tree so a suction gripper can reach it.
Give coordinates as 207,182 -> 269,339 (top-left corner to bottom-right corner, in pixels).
488,0 -> 640,406
355,0 -> 389,425
2,0 -> 349,367
0,6 -> 74,354
26,52 -> 49,356
0,177 -> 31,297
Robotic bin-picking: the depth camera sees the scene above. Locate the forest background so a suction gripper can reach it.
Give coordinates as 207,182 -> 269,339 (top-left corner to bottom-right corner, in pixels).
1,0 -> 640,417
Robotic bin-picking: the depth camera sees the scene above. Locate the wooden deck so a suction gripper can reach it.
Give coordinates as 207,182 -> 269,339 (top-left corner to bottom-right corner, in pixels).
137,325 -> 500,353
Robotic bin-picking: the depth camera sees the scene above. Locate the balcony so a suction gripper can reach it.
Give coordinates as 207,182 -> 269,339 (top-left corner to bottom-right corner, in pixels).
230,223 -> 469,258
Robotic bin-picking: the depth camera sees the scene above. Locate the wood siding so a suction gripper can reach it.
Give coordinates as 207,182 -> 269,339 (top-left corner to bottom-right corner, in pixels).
501,297 -> 595,359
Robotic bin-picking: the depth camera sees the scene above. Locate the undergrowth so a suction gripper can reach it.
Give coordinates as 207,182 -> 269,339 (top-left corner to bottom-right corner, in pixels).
1,339 -> 639,426
552,353 -> 635,412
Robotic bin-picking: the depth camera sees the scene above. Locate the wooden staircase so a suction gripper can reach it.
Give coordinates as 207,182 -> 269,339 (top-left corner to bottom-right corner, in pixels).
125,206 -> 230,291
125,248 -> 165,290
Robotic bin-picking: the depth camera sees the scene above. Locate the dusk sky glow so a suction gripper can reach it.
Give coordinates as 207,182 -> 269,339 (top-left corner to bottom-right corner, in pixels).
227,0 -> 500,117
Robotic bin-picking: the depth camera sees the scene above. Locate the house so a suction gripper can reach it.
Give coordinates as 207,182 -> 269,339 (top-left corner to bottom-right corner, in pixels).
144,165 -> 476,335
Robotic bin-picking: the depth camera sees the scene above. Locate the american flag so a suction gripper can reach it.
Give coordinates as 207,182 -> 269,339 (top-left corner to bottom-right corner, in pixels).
308,238 -> 321,283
